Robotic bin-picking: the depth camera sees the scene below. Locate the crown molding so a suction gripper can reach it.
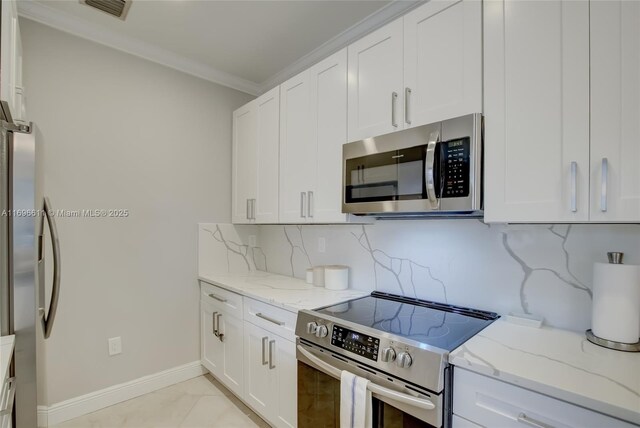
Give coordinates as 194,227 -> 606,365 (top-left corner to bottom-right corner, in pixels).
257,0 -> 425,94
17,0 -> 261,95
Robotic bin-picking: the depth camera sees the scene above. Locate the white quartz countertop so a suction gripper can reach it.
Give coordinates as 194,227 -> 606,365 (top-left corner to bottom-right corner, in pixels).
450,320 -> 640,425
199,271 -> 368,313
1,335 -> 15,382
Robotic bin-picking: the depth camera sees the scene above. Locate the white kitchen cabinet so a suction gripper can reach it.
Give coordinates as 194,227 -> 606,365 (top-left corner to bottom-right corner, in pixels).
590,1 -> 640,222
255,87 -> 280,223
232,101 -> 257,224
200,299 -> 223,378
1,0 -> 24,121
232,87 -> 280,224
308,49 -> 349,223
200,284 -> 244,398
484,0 -> 590,223
243,322 -> 273,419
280,49 -> 350,223
279,70 -> 314,223
348,18 -> 404,142
403,0 -> 481,128
243,321 -> 296,428
217,311 -> 244,397
272,337 -> 297,428
453,368 -> 635,428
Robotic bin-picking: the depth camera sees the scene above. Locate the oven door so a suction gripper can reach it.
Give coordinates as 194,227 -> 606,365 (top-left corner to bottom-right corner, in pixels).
297,340 -> 444,428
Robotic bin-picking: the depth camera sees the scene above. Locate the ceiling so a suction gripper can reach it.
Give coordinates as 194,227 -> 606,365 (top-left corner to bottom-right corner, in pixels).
22,0 -> 400,93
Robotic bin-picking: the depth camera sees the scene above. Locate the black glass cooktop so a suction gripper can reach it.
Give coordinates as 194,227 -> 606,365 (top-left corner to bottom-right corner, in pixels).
317,292 -> 499,352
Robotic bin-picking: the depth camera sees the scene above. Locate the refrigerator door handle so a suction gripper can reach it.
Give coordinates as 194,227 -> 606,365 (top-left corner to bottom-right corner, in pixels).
39,196 -> 61,339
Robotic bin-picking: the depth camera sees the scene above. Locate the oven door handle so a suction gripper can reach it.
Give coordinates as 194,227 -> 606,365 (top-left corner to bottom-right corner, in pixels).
297,345 -> 436,411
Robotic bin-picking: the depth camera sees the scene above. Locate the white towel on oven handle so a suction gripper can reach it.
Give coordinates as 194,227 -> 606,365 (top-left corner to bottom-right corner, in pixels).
340,370 -> 372,428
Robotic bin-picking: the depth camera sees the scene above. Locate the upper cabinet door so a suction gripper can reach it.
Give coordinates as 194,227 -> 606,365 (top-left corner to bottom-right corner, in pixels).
232,102 -> 257,224
309,49 -> 348,223
483,0 -> 590,223
255,87 -> 280,223
403,0 -> 482,128
279,71 -> 314,223
590,1 -> 640,222
348,18 -> 404,142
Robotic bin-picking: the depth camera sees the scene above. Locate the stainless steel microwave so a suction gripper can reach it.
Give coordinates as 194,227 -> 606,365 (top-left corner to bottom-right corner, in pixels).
342,113 -> 482,217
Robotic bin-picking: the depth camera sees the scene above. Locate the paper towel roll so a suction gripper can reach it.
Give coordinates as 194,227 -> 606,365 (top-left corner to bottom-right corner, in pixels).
592,262 -> 640,344
324,265 -> 349,291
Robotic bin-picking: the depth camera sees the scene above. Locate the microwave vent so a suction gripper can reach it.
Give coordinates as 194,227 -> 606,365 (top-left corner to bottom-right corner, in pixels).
80,0 -> 132,20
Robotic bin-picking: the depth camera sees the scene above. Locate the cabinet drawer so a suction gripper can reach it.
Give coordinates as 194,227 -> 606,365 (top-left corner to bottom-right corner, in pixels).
453,368 -> 634,428
452,415 -> 482,428
243,297 -> 297,342
200,281 -> 243,318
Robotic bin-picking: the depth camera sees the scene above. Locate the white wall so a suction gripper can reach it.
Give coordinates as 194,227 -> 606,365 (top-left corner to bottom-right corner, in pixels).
200,222 -> 640,333
21,19 -> 253,405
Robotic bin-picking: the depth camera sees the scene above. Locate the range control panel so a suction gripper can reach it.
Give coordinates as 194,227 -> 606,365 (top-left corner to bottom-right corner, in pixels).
331,325 -> 380,361
442,137 -> 470,198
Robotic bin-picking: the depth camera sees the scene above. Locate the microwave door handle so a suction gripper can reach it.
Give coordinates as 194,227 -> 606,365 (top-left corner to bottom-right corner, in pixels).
425,132 -> 440,209
296,345 -> 435,411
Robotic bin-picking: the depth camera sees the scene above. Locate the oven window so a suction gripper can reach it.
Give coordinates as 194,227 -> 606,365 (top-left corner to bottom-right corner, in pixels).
345,145 -> 428,203
298,361 -> 434,428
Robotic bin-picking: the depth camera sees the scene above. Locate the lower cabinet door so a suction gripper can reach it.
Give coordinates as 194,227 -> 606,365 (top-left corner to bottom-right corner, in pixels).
452,415 -> 483,428
201,302 -> 223,377
219,312 -> 244,397
244,322 -> 275,421
273,337 -> 297,428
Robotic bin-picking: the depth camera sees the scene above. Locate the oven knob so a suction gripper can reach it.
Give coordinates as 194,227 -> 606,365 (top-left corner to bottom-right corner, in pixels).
396,352 -> 413,368
306,322 -> 318,335
315,325 -> 329,338
380,347 -> 396,363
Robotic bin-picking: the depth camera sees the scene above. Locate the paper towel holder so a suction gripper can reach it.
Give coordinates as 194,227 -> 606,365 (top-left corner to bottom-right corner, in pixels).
586,251 -> 640,352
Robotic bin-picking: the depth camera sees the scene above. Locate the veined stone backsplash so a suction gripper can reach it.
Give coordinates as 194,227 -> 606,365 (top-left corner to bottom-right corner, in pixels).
198,221 -> 640,332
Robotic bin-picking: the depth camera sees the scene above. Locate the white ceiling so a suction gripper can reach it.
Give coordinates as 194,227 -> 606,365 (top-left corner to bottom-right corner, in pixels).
23,0 -> 403,93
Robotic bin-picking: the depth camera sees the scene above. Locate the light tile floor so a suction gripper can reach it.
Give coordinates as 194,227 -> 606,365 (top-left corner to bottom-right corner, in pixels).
52,374 -> 270,428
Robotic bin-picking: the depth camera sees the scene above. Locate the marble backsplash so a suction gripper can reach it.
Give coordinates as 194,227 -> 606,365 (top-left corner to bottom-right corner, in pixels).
198,221 -> 640,332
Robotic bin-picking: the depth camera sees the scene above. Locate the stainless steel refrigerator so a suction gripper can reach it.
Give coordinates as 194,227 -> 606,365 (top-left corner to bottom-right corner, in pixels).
0,102 -> 61,427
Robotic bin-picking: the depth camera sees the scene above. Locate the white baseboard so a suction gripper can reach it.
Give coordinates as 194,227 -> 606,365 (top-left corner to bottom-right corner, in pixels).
41,361 -> 206,427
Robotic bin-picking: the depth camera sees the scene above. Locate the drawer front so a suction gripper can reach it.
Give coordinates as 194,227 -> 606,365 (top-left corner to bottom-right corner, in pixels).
453,368 -> 635,428
201,281 -> 243,318
243,297 -> 297,342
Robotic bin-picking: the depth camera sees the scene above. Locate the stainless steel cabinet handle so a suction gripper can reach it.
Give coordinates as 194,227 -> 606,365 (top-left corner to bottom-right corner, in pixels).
261,336 -> 269,366
252,199 -> 256,220
570,161 -> 577,213
268,340 -> 276,369
0,377 -> 16,416
601,158 -> 608,212
39,197 -> 61,339
517,413 -> 554,428
391,92 -> 399,128
208,293 -> 227,303
405,87 -> 412,125
256,312 -> 285,326
307,191 -> 314,218
212,311 -> 218,335
246,199 -> 250,220
424,132 -> 440,209
216,313 -> 224,342
300,192 -> 307,218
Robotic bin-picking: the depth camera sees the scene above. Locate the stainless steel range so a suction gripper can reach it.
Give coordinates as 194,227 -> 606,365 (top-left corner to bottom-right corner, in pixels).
295,292 -> 499,428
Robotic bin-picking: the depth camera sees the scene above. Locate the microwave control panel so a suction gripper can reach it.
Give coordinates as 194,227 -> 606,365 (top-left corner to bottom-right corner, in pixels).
331,325 -> 379,361
442,138 -> 470,198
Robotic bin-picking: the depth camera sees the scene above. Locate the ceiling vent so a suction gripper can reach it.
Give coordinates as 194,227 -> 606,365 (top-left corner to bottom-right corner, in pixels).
80,0 -> 132,20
